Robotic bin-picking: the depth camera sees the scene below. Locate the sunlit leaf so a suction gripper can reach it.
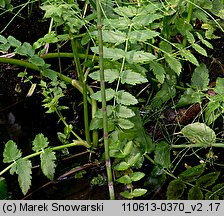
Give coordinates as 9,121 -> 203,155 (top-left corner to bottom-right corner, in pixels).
0,35 -> 7,44
116,90 -> 138,105
128,30 -> 159,42
92,30 -> 126,44
15,42 -> 35,57
40,148 -> 56,180
114,6 -> 138,17
32,133 -> 49,152
91,88 -> 115,102
114,161 -> 129,171
181,123 -> 216,146
115,105 -> 135,118
91,46 -> 125,60
117,118 -> 134,129
130,172 -> 145,182
116,175 -> 132,184
132,188 -> 147,197
120,190 -> 133,199
126,50 -> 156,63
120,70 -> 148,85
3,140 -> 22,163
89,69 -> 119,83
15,158 -> 32,195
166,179 -> 186,199
29,55 -> 45,66
192,44 -> 207,56
7,35 -> 21,48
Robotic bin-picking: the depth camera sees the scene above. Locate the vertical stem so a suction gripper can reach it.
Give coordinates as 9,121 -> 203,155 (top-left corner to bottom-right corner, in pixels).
96,0 -> 115,200
70,32 -> 91,145
183,0 -> 194,47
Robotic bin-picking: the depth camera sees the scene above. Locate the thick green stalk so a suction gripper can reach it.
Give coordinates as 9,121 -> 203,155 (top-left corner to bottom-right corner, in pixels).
96,0 -> 115,200
70,32 -> 91,145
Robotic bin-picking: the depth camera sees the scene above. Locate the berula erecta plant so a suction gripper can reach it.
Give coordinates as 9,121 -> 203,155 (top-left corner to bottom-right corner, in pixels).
0,0 -> 224,200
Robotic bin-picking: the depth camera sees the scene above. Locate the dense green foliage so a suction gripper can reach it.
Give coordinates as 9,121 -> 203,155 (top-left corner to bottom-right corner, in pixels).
0,0 -> 224,199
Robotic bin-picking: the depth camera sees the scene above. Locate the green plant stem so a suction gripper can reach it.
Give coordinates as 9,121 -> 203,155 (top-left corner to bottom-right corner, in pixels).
96,0 -> 115,200
70,32 -> 91,145
183,0 -> 194,47
171,143 -> 224,148
41,52 -> 95,60
0,140 -> 90,177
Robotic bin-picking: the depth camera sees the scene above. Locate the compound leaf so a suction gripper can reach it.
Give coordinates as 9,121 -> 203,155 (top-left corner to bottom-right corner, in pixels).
3,140 -> 22,163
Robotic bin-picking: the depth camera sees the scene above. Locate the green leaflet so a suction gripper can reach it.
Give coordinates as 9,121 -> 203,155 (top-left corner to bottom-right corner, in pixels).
154,141 -> 170,169
115,105 -> 135,118
89,69 -> 119,83
126,50 -> 156,64
196,172 -> 220,188
91,88 -> 115,102
192,44 -> 207,57
120,188 -> 147,199
179,164 -> 205,182
92,30 -> 126,44
40,148 -> 57,180
7,35 -> 21,48
32,133 -> 49,152
166,179 -> 186,200
180,49 -> 199,66
181,123 -> 216,146
191,63 -> 209,90
165,54 -> 182,76
149,61 -> 166,83
0,35 -> 7,44
116,90 -> 138,105
91,46 -> 125,60
128,30 -> 159,42
120,70 -> 148,85
188,186 -> 203,200
214,77 -> 224,95
0,177 -> 8,199
117,118 -> 134,129
29,55 -> 45,66
13,158 -> 32,195
3,140 -> 22,163
114,5 -> 138,17
15,42 -> 35,57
